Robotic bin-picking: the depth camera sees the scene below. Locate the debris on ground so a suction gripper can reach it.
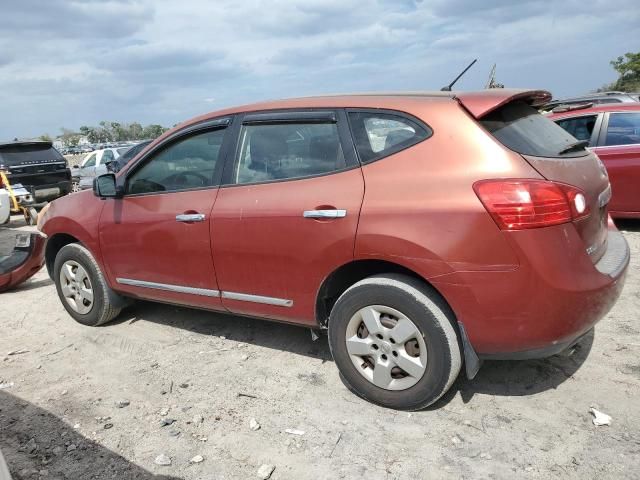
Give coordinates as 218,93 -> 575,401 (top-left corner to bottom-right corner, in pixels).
7,349 -> 29,356
285,428 -> 305,436
154,454 -> 172,466
159,407 -> 169,416
115,399 -> 130,408
24,438 -> 38,454
249,418 -> 261,431
160,418 -> 176,427
257,464 -> 275,479
192,414 -> 204,425
66,444 -> 77,452
189,455 -> 204,464
590,407 -> 612,426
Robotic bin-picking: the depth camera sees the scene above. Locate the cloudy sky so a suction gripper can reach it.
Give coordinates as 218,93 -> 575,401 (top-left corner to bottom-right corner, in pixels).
1,0 -> 638,139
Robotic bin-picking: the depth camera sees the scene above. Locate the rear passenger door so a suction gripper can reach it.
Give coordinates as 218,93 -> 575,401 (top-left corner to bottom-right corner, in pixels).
211,110 -> 364,324
591,111 -> 640,214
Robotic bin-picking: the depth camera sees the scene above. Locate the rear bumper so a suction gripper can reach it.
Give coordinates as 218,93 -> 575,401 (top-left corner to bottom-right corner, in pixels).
0,233 -> 46,292
434,224 -> 629,358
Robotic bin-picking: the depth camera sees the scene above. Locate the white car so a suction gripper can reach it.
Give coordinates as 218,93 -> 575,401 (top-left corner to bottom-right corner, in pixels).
72,148 -> 128,192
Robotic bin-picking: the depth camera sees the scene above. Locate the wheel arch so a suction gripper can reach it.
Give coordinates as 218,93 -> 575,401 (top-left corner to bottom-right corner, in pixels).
315,259 -> 451,329
45,233 -> 81,279
316,259 -> 482,379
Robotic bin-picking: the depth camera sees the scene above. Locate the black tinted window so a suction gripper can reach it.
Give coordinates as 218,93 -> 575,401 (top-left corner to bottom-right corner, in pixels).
0,144 -> 64,166
481,101 -> 586,157
605,113 -> 640,146
233,122 -> 345,184
555,115 -> 597,144
128,129 -> 225,194
348,112 -> 430,163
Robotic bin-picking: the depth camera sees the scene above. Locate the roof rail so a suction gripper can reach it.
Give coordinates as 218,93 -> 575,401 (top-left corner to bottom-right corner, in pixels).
551,102 -> 594,113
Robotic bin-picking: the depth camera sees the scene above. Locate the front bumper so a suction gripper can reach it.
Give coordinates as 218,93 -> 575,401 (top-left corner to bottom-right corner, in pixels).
0,232 -> 46,292
434,224 -> 630,359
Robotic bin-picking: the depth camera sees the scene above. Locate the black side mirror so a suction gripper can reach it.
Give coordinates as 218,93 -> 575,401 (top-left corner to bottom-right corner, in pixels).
93,173 -> 122,198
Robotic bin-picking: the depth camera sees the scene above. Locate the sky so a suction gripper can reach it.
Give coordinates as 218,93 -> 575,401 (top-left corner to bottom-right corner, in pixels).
1,0 -> 638,139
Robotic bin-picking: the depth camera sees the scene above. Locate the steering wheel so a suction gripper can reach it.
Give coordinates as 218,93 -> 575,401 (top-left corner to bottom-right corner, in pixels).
161,171 -> 209,187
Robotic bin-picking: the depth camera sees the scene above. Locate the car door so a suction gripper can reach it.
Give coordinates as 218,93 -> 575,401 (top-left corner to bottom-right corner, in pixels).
99,118 -> 232,310
591,111 -> 640,215
95,149 -> 115,177
212,110 -> 364,325
78,152 -> 97,178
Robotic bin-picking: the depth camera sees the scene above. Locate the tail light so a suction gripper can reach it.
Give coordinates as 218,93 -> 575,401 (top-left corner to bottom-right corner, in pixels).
473,179 -> 590,230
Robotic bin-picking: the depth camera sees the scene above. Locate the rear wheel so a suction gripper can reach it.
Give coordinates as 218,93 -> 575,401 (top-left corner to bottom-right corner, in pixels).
53,243 -> 124,326
328,274 -> 461,410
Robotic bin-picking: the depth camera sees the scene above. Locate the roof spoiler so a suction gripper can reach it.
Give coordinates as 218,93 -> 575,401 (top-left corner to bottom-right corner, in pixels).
455,89 -> 552,118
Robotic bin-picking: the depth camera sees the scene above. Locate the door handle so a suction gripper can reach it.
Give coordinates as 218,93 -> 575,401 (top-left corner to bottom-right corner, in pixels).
176,213 -> 206,223
303,209 -> 347,219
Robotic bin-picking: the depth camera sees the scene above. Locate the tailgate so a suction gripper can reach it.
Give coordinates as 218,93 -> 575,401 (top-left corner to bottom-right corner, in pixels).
476,96 -> 611,263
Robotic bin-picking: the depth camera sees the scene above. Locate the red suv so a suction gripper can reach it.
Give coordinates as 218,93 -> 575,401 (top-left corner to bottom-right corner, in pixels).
549,103 -> 640,218
37,89 -> 629,410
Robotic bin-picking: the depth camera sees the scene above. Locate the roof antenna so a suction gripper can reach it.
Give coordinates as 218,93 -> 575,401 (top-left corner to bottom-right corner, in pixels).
441,59 -> 477,91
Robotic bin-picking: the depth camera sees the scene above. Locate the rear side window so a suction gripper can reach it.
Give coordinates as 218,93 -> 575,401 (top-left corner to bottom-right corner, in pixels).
233,122 -> 346,184
102,150 -> 114,163
555,115 -> 598,144
481,101 -> 587,157
0,144 -> 64,166
605,112 -> 640,146
83,153 -> 97,168
348,111 -> 431,163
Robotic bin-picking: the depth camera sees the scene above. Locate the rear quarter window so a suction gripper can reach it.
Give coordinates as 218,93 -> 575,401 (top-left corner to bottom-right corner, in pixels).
347,111 -> 431,163
481,101 -> 586,158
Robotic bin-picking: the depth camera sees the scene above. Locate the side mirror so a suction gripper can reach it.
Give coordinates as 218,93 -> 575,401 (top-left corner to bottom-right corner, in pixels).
93,173 -> 122,198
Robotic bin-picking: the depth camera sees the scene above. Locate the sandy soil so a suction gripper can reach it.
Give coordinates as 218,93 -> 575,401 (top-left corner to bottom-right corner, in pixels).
1,216 -> 639,480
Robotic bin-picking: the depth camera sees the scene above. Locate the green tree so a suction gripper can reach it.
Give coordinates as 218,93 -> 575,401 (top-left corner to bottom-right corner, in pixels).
142,124 -> 168,139
39,134 -> 52,142
598,51 -> 640,92
610,52 -> 640,91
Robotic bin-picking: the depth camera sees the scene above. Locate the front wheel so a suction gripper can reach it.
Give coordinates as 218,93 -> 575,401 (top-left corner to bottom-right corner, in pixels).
53,243 -> 124,326
328,274 -> 462,410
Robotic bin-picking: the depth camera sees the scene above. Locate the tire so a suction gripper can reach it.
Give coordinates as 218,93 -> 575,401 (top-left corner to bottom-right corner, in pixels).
53,243 -> 124,326
328,273 -> 461,410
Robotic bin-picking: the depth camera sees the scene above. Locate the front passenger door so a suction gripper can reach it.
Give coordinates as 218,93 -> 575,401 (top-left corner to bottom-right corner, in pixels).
100,119 -> 232,310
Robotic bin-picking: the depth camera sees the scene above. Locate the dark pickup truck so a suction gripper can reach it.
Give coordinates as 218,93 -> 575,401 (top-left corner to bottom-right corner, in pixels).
0,141 -> 72,202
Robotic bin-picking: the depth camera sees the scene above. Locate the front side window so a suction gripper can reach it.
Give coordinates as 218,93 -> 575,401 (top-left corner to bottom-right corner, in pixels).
348,111 -> 431,163
605,112 -> 640,146
555,115 -> 598,144
102,149 -> 114,164
83,153 -> 97,168
233,122 -> 345,184
127,128 -> 225,194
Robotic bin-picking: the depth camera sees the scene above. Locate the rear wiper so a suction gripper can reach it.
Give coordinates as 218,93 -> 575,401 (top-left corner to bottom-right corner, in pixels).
558,140 -> 589,155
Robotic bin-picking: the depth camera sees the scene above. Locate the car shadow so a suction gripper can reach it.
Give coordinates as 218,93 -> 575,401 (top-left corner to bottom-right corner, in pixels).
119,301 -> 594,405
0,392 -> 181,480
615,219 -> 640,233
114,301 -> 333,361
432,329 -> 595,408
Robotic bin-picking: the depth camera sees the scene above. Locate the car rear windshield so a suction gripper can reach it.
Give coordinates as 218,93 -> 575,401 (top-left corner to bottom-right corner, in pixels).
0,144 -> 64,166
481,101 -> 587,157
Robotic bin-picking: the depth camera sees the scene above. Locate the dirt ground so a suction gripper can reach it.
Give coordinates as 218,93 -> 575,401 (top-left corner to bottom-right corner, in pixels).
1,215 -> 639,480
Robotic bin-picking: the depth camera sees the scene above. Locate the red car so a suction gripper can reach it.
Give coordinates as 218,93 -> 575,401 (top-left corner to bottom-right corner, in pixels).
38,89 -> 629,410
549,103 -> 640,218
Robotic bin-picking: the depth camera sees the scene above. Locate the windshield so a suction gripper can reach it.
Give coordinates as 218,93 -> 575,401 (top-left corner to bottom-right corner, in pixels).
481,101 -> 587,157
0,144 -> 64,166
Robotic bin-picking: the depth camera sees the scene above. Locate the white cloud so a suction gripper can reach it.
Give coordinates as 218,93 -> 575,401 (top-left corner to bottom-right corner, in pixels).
0,0 -> 637,138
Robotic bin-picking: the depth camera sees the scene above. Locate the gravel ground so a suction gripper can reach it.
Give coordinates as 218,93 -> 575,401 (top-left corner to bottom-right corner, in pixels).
1,216 -> 639,480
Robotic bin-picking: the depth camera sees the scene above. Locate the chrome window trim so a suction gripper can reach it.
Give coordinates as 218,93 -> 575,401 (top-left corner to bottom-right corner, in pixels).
116,278 -> 219,297
221,291 -> 293,307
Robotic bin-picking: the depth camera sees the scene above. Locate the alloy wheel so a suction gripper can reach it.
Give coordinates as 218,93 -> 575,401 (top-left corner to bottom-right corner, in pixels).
345,305 -> 427,391
59,260 -> 94,314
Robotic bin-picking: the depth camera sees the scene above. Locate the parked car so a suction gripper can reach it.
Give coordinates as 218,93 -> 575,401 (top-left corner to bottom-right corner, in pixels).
542,91 -> 638,111
107,140 -> 152,173
549,103 -> 640,218
0,141 -> 71,202
37,89 -> 629,410
72,148 -> 128,191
